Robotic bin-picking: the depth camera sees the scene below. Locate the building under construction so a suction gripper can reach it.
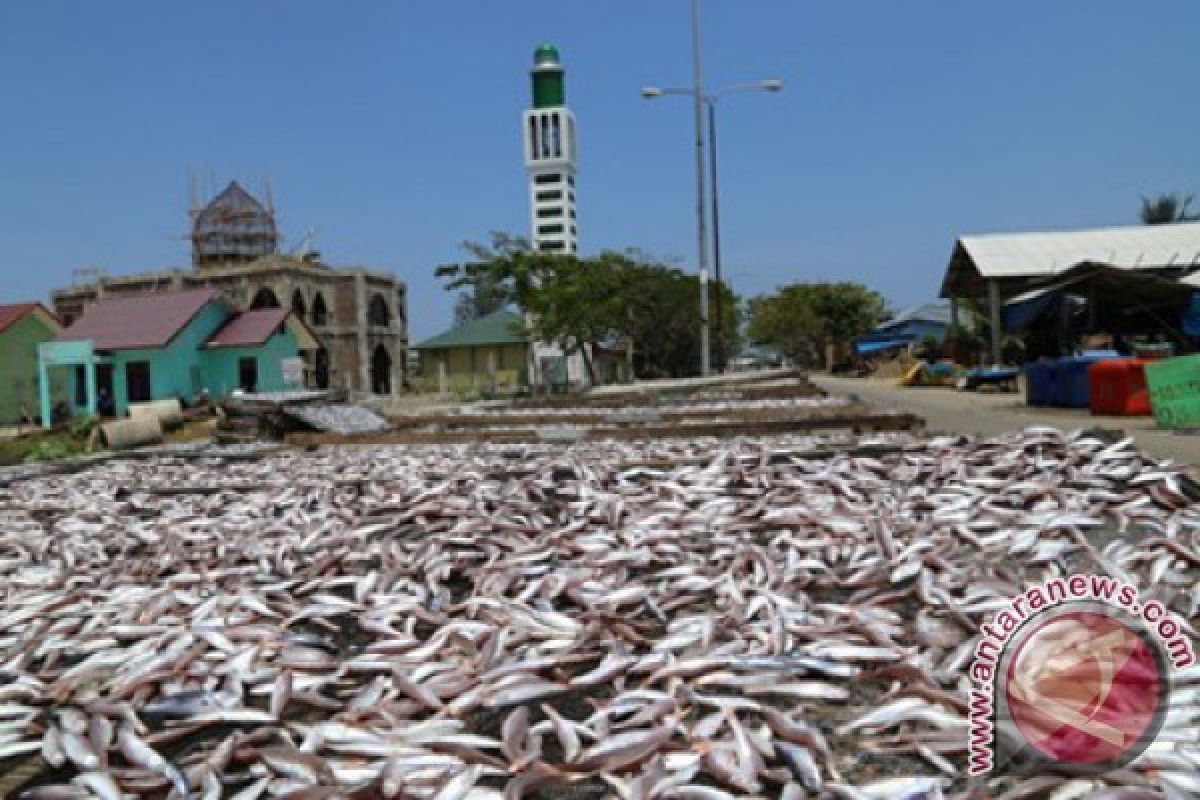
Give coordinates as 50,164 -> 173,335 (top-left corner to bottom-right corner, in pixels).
190,181 -> 280,267
52,182 -> 407,394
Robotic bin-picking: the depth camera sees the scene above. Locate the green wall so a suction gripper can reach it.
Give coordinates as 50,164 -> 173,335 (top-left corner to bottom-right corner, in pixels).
418,343 -> 529,392
201,330 -> 300,397
0,313 -> 66,424
84,302 -> 228,416
64,304 -> 302,417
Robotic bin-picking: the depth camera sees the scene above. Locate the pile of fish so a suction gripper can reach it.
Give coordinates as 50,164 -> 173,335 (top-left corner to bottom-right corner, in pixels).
282,405 -> 389,436
0,426 -> 1198,799
436,397 -> 855,419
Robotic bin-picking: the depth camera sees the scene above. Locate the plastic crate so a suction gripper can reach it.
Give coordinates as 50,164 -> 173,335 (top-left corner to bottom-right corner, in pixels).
1054,356 -> 1115,408
1024,361 -> 1056,407
1089,359 -> 1151,416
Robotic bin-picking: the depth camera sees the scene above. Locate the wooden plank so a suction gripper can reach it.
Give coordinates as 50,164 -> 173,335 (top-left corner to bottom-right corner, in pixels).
387,403 -> 873,430
286,411 -> 923,447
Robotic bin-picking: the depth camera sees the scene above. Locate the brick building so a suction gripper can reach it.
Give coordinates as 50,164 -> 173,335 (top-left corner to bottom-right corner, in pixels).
51,182 -> 407,394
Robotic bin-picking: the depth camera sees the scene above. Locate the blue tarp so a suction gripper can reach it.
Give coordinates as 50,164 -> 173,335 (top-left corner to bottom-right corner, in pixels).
1182,293 -> 1200,336
855,338 -> 910,355
1004,290 -> 1065,331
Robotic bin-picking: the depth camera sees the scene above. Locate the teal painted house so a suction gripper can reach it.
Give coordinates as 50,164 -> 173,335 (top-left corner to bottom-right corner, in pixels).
0,303 -> 68,425
38,289 -> 317,426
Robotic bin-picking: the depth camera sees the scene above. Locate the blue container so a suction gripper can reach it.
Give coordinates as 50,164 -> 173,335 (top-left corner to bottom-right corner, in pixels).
1025,360 -> 1056,407
1053,355 -> 1116,408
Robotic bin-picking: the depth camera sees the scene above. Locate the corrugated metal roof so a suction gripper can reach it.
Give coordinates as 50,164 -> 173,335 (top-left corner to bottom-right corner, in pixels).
873,300 -> 981,334
57,289 -> 220,350
959,222 -> 1200,279
0,303 -> 57,337
884,301 -> 954,327
414,310 -> 528,350
206,308 -> 288,348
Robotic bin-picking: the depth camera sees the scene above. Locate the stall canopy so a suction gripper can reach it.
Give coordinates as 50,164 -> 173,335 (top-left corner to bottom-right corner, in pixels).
940,222 -> 1200,299
1002,261 -> 1199,333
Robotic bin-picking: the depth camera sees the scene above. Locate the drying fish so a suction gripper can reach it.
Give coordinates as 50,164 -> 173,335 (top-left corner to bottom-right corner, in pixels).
0,411 -> 1194,800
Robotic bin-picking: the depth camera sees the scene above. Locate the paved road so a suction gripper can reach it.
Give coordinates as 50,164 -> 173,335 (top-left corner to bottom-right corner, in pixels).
812,374 -> 1200,467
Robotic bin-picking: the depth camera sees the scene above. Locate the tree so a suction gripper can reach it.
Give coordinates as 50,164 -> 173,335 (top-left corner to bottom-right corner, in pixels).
436,234 -> 741,382
747,282 -> 889,366
436,233 -> 614,384
452,271 -> 508,325
1140,193 -> 1199,225
618,257 -> 740,378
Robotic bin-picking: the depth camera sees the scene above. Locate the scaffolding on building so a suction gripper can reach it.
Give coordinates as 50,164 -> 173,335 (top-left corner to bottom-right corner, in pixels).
189,180 -> 280,268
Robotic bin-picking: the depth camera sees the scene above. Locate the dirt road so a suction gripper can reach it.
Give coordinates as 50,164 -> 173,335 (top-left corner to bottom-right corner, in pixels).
813,374 -> 1200,466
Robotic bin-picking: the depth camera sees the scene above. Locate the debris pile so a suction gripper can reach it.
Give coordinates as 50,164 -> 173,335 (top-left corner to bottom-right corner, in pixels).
0,428 -> 1197,798
218,390 -> 386,443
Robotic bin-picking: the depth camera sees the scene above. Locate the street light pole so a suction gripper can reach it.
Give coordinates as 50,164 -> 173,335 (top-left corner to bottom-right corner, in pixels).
708,100 -> 724,372
643,26 -> 782,378
690,0 -> 711,377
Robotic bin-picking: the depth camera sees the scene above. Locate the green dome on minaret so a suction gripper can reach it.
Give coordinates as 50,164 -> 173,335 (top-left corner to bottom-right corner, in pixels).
533,44 -> 560,67
530,43 -> 565,108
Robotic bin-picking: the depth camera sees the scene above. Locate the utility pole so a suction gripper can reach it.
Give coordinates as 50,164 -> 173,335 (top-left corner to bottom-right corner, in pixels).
691,0 -> 711,377
708,102 -> 724,372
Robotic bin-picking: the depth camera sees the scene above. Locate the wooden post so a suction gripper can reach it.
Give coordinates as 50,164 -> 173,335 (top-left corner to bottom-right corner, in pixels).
38,358 -> 52,429
988,280 -> 1003,366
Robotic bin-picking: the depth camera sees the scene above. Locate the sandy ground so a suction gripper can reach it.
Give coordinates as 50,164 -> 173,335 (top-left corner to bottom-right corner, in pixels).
813,373 -> 1200,466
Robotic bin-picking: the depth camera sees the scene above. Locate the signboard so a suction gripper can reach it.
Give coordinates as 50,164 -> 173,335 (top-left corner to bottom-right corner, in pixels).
281,357 -> 305,387
1144,354 -> 1200,429
37,340 -> 95,366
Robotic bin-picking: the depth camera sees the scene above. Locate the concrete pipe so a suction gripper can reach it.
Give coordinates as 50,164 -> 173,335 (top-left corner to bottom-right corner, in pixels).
101,416 -> 164,450
128,399 -> 184,431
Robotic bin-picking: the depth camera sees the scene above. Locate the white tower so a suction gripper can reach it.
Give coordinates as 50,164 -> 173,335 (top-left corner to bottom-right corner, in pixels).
523,44 -> 578,255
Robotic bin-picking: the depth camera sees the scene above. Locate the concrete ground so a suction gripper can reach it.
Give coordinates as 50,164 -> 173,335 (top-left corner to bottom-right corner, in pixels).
812,374 -> 1200,466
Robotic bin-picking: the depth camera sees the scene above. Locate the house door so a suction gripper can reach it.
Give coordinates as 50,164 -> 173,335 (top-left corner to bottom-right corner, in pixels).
96,364 -> 115,415
125,361 -> 151,404
370,345 -> 392,395
238,357 -> 258,393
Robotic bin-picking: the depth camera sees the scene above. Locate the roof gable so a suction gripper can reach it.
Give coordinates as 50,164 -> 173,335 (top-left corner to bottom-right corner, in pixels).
943,222 -> 1200,296
205,308 -> 288,348
0,303 -> 58,337
57,289 -> 222,350
415,310 -> 528,350
205,308 -> 318,350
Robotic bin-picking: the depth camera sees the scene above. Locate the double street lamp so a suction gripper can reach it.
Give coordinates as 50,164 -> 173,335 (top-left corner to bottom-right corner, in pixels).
642,79 -> 783,372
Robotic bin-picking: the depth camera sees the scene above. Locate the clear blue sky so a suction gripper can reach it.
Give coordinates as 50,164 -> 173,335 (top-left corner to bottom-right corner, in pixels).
2,2 -> 1197,338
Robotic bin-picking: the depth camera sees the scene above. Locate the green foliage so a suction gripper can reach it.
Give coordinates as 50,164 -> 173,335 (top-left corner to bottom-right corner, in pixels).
918,333 -> 941,358
22,438 -> 75,464
451,270 -> 509,326
1140,193 -> 1199,225
618,258 -> 740,378
747,282 -> 890,366
436,234 -> 741,380
70,416 -> 99,438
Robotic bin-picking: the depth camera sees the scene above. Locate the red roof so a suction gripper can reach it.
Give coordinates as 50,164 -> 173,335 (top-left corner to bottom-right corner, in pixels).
0,303 -> 57,336
57,289 -> 220,350
205,308 -> 290,348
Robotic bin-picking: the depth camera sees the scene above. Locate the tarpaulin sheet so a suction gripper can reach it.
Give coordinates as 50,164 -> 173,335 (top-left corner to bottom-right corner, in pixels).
1182,293 -> 1200,336
855,338 -> 910,355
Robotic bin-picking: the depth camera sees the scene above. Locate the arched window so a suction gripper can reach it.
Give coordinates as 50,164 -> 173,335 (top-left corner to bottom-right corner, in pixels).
314,348 -> 330,389
250,287 -> 280,309
291,289 -> 307,318
368,294 -> 391,327
370,345 -> 392,395
311,292 -> 328,326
